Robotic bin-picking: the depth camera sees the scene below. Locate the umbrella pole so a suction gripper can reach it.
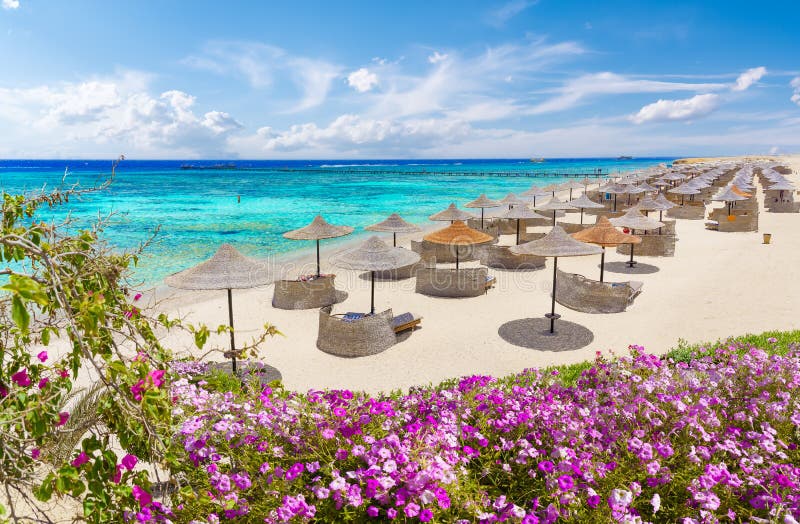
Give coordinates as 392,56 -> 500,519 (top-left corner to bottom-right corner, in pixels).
481,208 -> 485,229
455,248 -> 460,270
580,207 -> 584,225
600,248 -> 605,282
570,188 -> 573,200
393,232 -> 397,247
681,195 -> 685,206
546,257 -> 560,334
227,288 -> 237,374
613,194 -> 618,212
316,239 -> 321,277
552,210 -> 557,225
370,271 -> 375,314
516,219 -> 521,245
627,243 -> 636,268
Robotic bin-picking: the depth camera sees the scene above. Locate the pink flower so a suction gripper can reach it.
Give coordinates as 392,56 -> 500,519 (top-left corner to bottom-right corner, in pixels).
0,385 -> 8,398
130,380 -> 146,401
71,451 -> 90,467
557,475 -> 574,491
419,508 -> 434,522
134,293 -> 142,301
37,351 -> 48,362
121,454 -> 138,470
148,369 -> 166,388
113,465 -> 123,484
38,377 -> 49,389
132,485 -> 152,507
11,369 -> 31,387
58,369 -> 69,378
57,412 -> 70,426
31,448 -> 40,459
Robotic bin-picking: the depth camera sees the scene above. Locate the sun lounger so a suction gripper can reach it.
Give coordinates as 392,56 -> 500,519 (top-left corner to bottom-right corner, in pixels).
484,275 -> 496,292
391,312 -> 422,333
273,274 -> 341,310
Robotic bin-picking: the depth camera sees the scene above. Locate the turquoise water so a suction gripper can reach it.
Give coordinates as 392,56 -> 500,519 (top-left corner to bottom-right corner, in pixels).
0,158 -> 673,283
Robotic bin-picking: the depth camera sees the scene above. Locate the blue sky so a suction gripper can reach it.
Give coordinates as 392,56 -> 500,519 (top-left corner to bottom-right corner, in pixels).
1,0 -> 798,159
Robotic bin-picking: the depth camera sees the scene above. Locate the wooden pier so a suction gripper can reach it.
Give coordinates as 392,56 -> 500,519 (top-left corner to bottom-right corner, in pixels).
181,166 -> 609,178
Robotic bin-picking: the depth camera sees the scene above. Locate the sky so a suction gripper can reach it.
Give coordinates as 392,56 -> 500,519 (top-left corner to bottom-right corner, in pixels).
1,0 -> 799,159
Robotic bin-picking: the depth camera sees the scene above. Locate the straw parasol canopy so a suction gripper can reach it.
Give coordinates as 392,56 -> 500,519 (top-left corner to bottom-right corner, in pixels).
424,220 -> 493,269
535,196 -> 576,224
330,236 -> 421,314
465,194 -> 502,228
511,226 -> 601,333
365,213 -> 421,246
429,203 -> 475,223
712,186 -> 748,216
521,185 -> 550,206
654,193 -> 677,210
637,181 -> 658,192
668,183 -> 701,205
165,244 -> 272,373
498,206 -> 548,244
542,183 -> 560,196
572,216 -> 641,281
498,192 -> 526,208
560,180 -> 585,200
284,215 -> 354,277
610,209 -> 664,267
568,193 -> 605,224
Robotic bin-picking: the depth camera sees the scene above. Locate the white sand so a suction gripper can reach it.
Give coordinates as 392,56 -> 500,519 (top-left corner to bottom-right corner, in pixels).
149,155 -> 800,395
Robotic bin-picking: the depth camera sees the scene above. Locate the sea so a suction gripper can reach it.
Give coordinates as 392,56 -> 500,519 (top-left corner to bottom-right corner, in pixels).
0,158 -> 673,284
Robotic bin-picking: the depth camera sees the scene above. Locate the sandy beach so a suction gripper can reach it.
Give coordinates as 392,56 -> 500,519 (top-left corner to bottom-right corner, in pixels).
143,155 -> 800,395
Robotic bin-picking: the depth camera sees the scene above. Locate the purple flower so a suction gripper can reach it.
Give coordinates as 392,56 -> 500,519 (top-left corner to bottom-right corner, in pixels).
37,351 -> 48,362
537,460 -> 555,473
38,377 -> 49,389
71,451 -> 90,467
419,508 -> 433,522
132,485 -> 152,507
587,495 -> 601,508
557,475 -> 574,491
285,462 -> 305,481
11,369 -> 30,387
367,505 -> 380,517
403,503 -> 420,518
121,454 -> 138,470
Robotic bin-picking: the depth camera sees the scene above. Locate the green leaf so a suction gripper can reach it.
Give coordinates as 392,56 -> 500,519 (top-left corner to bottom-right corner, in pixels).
11,295 -> 30,332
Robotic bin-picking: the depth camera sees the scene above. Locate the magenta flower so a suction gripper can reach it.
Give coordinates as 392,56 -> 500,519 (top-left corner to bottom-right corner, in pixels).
557,475 -> 574,491
37,351 -> 48,362
11,369 -> 31,387
57,412 -> 69,426
71,451 -> 90,467
333,407 -> 347,417
587,495 -> 601,508
121,454 -> 138,470
537,460 -> 554,474
285,462 -> 305,481
31,448 -> 40,459
403,503 -> 420,518
419,508 -> 434,522
134,293 -> 143,301
38,377 -> 49,389
148,369 -> 166,388
132,485 -> 152,507
130,380 -> 145,401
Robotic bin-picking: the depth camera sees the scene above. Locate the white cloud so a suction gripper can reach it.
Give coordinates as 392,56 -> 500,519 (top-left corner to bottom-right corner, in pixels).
732,66 -> 766,91
488,0 -> 537,27
791,76 -> 800,106
2,0 -> 20,10
0,71 -> 242,157
529,72 -> 726,114
347,68 -> 379,92
630,93 -> 720,124
182,41 -> 341,111
428,51 -> 448,64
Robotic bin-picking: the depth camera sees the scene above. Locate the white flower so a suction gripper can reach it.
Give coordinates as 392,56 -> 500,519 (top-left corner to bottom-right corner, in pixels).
651,493 -> 661,513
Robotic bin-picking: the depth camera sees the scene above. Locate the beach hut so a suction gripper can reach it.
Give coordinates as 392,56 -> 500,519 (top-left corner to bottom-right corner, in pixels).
535,196 -> 576,225
465,194 -> 502,228
511,226 -> 602,333
330,236 -> 421,314
365,213 -> 421,247
284,215 -> 354,277
568,193 -> 605,224
164,244 -> 271,373
423,220 -> 493,269
610,209 -> 664,267
572,216 -> 641,281
429,203 -> 475,223
497,206 -> 548,245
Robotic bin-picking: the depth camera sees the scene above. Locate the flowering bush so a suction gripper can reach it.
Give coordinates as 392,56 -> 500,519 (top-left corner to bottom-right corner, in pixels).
164,342 -> 800,523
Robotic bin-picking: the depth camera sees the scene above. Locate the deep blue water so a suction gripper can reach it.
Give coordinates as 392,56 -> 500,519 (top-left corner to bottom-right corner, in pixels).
0,158 -> 673,283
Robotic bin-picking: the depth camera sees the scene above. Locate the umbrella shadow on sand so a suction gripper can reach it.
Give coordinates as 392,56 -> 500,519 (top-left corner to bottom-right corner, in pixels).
603,261 -> 660,275
209,361 -> 283,385
498,318 -> 594,351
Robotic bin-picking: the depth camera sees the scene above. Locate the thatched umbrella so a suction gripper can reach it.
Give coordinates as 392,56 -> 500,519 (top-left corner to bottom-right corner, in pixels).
511,226 -> 602,333
568,193 -> 605,224
560,180 -> 585,200
712,186 -> 748,216
498,192 -> 526,209
365,213 -> 421,247
165,244 -> 272,373
465,194 -> 502,228
623,184 -> 646,206
572,216 -> 641,281
535,196 -> 575,225
284,215 -> 354,277
330,236 -> 420,314
423,220 -> 493,269
521,185 -> 550,207
542,183 -> 560,197
497,206 -> 548,244
603,183 -> 628,212
610,209 -> 664,267
429,203 -> 475,223
668,183 -> 700,205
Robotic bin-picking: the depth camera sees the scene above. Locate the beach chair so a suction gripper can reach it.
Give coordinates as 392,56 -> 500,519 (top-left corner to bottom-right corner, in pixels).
391,312 -> 422,333
484,275 -> 497,293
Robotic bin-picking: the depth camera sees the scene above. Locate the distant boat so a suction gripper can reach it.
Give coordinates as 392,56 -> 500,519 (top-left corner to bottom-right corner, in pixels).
617,156 -> 633,160
530,157 -> 546,163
